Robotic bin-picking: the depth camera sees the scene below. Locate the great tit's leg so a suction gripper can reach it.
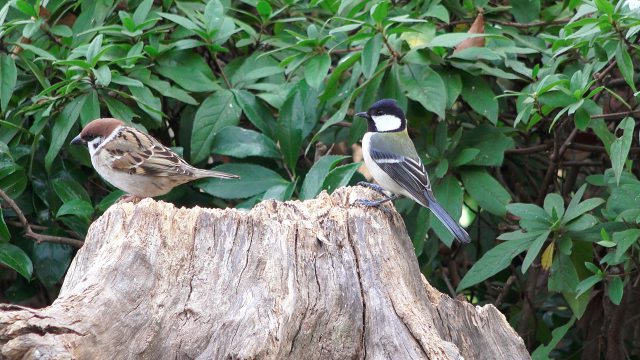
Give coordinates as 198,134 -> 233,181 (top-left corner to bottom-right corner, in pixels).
357,181 -> 387,196
354,195 -> 399,214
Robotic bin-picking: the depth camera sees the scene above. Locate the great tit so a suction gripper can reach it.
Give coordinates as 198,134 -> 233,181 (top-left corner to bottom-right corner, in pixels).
355,99 -> 471,244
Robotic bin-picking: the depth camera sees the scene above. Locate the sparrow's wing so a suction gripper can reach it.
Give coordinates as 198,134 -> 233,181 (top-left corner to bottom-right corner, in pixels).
101,127 -> 197,177
369,147 -> 431,203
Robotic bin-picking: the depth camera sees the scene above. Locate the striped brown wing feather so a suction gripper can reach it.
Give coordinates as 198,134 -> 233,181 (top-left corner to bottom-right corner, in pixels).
103,128 -> 197,177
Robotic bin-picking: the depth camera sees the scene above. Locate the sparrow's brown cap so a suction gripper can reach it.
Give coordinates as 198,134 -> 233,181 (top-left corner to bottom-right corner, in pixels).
71,118 -> 124,145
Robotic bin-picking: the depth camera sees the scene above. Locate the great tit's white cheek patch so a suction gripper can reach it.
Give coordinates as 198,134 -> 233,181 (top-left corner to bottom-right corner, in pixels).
372,114 -> 402,132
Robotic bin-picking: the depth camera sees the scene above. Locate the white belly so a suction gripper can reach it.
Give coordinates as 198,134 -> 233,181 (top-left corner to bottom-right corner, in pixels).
91,152 -> 171,197
361,133 -> 413,198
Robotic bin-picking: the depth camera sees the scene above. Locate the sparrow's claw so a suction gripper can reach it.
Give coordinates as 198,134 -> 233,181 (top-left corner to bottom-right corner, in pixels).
357,181 -> 387,196
118,194 -> 143,203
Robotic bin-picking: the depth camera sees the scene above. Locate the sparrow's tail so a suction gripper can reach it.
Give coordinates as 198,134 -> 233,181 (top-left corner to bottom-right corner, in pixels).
196,169 -> 240,179
424,191 -> 471,244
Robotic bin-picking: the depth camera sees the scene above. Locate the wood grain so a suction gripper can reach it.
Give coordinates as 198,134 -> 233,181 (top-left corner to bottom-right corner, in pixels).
0,187 -> 529,359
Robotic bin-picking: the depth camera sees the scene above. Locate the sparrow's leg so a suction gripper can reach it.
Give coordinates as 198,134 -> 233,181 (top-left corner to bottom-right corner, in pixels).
354,195 -> 399,215
357,181 -> 387,196
118,194 -> 143,203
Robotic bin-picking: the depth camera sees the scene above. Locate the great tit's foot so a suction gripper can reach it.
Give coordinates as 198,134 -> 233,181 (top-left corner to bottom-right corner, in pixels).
118,194 -> 143,203
354,195 -> 399,215
357,181 -> 387,196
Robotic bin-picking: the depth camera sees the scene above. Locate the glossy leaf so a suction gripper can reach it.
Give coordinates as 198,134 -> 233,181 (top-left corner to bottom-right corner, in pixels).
0,243 -> 33,280
191,89 -> 241,164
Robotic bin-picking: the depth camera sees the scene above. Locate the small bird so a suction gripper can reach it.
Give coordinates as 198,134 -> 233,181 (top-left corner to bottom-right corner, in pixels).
355,99 -> 471,244
71,118 -> 239,201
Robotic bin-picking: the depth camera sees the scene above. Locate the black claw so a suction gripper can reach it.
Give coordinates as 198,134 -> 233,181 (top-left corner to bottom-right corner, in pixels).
354,197 -> 395,215
357,181 -> 387,195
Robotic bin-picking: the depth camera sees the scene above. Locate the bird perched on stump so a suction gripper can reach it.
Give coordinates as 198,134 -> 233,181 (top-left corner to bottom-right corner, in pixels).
71,118 -> 239,202
355,99 -> 471,244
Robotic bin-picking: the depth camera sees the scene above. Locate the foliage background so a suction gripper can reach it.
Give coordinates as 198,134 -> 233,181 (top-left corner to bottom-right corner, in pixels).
1,0 -> 640,357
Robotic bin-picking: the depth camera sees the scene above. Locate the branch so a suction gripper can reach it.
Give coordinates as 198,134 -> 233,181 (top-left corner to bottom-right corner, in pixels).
536,127 -> 578,204
440,18 -> 570,29
591,109 -> 640,120
0,189 -> 84,248
505,143 -> 552,154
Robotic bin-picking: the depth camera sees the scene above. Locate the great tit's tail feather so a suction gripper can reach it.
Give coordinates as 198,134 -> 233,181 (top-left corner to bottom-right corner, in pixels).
424,191 -> 471,244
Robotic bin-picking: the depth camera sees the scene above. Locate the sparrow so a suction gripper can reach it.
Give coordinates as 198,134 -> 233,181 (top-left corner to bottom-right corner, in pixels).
355,99 -> 471,244
71,118 -> 239,201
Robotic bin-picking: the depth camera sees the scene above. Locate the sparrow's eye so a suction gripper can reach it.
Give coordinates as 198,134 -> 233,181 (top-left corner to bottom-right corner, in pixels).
376,110 -> 384,116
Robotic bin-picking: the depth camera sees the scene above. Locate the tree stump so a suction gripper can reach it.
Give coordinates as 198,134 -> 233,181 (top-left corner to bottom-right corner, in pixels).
0,187 -> 529,359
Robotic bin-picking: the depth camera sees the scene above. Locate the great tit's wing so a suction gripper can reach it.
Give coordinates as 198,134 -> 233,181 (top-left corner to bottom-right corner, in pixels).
370,148 -> 471,243
369,147 -> 431,203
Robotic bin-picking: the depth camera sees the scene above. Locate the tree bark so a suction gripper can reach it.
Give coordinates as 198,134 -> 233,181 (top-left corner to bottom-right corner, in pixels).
0,187 -> 529,360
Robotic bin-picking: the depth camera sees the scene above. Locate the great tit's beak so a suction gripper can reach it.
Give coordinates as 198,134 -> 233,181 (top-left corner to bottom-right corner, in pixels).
355,112 -> 370,120
70,134 -> 85,145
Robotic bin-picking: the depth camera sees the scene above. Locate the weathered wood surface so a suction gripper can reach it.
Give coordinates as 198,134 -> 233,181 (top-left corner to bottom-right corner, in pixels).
0,187 -> 529,360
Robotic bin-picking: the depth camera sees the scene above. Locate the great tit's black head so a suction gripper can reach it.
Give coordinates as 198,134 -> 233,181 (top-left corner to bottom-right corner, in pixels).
356,99 -> 406,133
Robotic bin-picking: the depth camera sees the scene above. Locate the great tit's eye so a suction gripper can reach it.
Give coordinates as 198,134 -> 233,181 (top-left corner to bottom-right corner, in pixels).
375,110 -> 384,116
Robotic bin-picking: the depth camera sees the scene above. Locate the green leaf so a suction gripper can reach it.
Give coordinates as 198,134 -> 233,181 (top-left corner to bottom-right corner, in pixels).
397,64 -> 447,118
461,75 -> 498,124
33,242 -> 74,288
304,53 -> 331,89
211,126 -> 280,159
133,0 -> 154,25
576,274 -> 601,298
522,230 -> 551,273
362,34 -> 382,79
461,169 -> 511,216
0,243 -> 33,280
300,155 -> 349,200
323,162 -> 361,194
0,207 -> 10,242
0,55 -> 17,114
233,90 -> 276,139
608,277 -> 624,305
45,96 -> 85,172
57,199 -> 94,219
564,184 -> 604,223
129,86 -> 162,123
278,81 -> 319,173
459,125 -> 515,166
256,0 -> 272,18
156,52 -> 217,92
531,318 -> 576,360
191,89 -> 241,164
428,33 -> 488,48
548,253 -> 579,293
93,65 -> 111,87
80,90 -> 100,126
370,2 -> 388,23
104,97 -> 138,123
86,34 -> 104,64
52,177 -> 91,203
543,193 -> 565,219
615,44 -> 636,92
610,117 -> 634,185
457,238 -> 535,291
197,163 -> 287,199
511,0 -> 540,23
614,229 -> 640,262
594,0 -> 614,15
451,148 -> 479,167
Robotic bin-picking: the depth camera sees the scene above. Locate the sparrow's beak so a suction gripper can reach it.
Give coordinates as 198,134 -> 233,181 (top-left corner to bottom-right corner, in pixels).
355,112 -> 370,120
70,134 -> 85,145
